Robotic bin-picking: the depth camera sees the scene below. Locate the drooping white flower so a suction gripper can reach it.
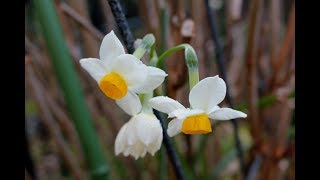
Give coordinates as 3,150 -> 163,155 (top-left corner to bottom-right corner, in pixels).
149,75 -> 247,137
114,100 -> 163,159
80,31 -> 167,115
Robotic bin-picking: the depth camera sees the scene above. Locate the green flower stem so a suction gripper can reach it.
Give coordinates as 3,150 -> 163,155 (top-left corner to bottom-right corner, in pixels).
139,93 -> 154,114
150,55 -> 159,67
160,7 -> 169,54
157,44 -> 199,89
156,44 -> 186,68
32,0 -> 109,179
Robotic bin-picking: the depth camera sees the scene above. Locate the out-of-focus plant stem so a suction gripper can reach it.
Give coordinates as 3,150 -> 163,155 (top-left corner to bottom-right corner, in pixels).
204,0 -> 246,176
270,4 -> 295,89
160,7 -> 169,54
243,0 -> 262,162
32,0 -> 109,179
245,154 -> 262,180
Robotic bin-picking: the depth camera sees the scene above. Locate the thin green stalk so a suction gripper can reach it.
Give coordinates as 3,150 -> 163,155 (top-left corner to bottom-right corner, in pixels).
157,44 -> 187,68
158,146 -> 167,180
139,93 -> 154,114
32,0 -> 108,179
157,44 -> 199,89
160,7 -> 169,54
188,68 -> 200,89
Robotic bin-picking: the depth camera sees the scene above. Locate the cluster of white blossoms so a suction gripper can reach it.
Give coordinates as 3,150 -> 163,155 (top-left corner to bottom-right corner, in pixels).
80,31 -> 247,159
80,31 -> 165,159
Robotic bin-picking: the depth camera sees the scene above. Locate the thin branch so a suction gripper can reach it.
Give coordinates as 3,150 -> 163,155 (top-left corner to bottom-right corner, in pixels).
204,0 -> 246,176
245,154 -> 262,180
60,2 -> 104,41
107,0 -> 135,54
65,0 -> 100,57
243,0 -> 263,163
279,43 -> 295,87
154,110 -> 186,180
270,0 -> 281,67
270,4 -> 295,89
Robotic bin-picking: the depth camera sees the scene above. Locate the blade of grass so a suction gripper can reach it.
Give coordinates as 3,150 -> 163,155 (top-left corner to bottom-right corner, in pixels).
32,0 -> 109,179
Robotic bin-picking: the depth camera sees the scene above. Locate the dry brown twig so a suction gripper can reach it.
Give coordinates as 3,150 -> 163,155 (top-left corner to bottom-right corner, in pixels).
270,4 -> 295,89
139,0 -> 161,40
60,2 -> 104,41
245,0 -> 263,144
64,0 -> 100,57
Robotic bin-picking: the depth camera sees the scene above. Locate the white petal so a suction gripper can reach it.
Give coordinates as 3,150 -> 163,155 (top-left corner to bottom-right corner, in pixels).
147,135 -> 163,155
111,54 -> 148,87
189,76 -> 226,112
115,123 -> 128,155
149,96 -> 186,114
116,91 -> 142,116
168,108 -> 205,120
207,105 -> 220,114
126,118 -> 139,145
99,30 -> 125,62
79,58 -> 109,82
130,66 -> 167,93
208,108 -> 247,120
134,142 -> 147,159
135,114 -> 162,146
130,142 -> 145,159
167,118 -> 183,137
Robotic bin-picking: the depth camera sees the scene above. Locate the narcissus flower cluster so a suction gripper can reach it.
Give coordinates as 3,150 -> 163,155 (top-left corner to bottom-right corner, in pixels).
79,30 -> 247,159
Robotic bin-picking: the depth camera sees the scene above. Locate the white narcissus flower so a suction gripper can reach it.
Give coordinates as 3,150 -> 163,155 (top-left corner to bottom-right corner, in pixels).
114,101 -> 163,159
149,76 -> 247,137
80,31 -> 167,115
